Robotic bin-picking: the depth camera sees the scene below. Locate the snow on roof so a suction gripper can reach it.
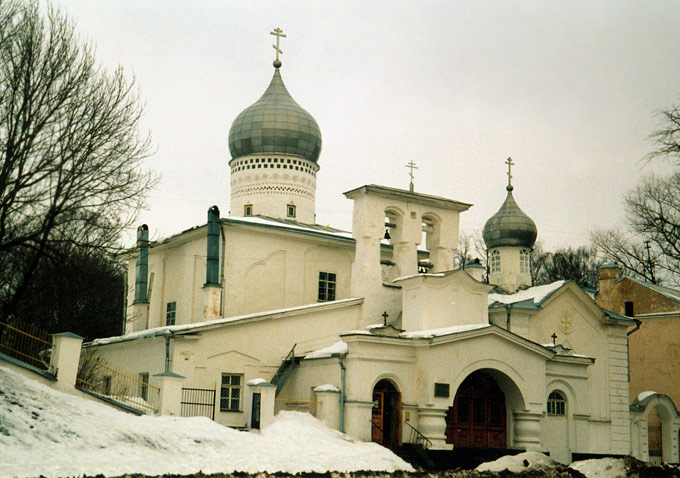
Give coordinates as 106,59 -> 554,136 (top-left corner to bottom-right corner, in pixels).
226,215 -> 354,241
0,363 -> 412,477
488,280 -> 566,307
637,390 -> 658,402
304,341 -> 348,359
90,298 -> 363,346
400,323 -> 490,339
246,378 -> 269,386
314,384 -> 340,393
393,272 -> 446,282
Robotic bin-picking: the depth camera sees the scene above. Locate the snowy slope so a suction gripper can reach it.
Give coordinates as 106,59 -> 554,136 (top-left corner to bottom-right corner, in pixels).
0,363 -> 412,478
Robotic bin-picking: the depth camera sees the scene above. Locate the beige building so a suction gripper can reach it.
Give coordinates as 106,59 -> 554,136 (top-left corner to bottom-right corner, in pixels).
89,48 -> 680,465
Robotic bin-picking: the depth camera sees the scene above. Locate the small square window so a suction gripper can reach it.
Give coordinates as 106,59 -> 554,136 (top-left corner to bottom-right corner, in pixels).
287,204 -> 296,218
166,301 -> 176,326
244,204 -> 253,216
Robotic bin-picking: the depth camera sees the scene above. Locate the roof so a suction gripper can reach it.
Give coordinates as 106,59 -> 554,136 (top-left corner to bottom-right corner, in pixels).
343,184 -> 472,212
483,187 -> 537,249
88,298 -> 363,346
623,276 -> 680,304
488,280 -> 566,308
228,67 -> 322,163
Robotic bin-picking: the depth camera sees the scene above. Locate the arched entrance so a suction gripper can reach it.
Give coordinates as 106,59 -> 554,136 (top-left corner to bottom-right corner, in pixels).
446,371 -> 507,448
371,379 -> 401,448
648,409 -> 662,464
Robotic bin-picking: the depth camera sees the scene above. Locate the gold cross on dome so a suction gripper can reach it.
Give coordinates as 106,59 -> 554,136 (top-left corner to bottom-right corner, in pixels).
505,157 -> 515,187
270,27 -> 286,63
406,160 -> 418,192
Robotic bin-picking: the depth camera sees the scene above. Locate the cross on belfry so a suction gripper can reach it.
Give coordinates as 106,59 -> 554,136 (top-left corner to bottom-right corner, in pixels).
551,333 -> 558,345
505,157 -> 515,188
270,27 -> 286,66
406,161 -> 418,193
382,311 -> 389,326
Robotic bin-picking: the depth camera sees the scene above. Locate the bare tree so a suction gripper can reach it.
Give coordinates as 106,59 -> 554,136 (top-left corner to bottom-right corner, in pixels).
648,103 -> 680,162
0,1 -> 154,318
532,244 -> 601,289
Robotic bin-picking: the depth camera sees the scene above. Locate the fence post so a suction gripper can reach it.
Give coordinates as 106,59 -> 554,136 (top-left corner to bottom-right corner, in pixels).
50,332 -> 84,392
154,371 -> 185,416
314,385 -> 341,431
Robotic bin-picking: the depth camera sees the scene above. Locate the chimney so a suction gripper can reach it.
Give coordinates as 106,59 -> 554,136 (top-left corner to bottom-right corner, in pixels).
131,225 -> 150,332
134,225 -> 150,304
203,206 -> 222,320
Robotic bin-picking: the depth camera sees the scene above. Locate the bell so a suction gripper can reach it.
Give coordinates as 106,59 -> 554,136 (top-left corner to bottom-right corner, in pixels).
384,229 -> 391,240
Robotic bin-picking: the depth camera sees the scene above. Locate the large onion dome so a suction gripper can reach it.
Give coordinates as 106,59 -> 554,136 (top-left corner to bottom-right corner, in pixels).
228,67 -> 322,163
483,185 -> 537,249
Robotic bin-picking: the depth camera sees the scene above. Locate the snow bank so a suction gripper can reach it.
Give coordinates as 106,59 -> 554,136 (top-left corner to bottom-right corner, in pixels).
570,458 -> 628,478
0,363 -> 411,478
476,451 -> 556,473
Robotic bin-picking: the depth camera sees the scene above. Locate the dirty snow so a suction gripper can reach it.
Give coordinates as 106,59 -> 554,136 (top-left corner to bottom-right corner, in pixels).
304,341 -> 348,359
476,451 -> 556,473
0,363 -> 411,477
570,457 -> 628,478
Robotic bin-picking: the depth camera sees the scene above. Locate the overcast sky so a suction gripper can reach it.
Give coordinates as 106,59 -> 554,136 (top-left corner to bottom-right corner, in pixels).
53,1 -> 680,249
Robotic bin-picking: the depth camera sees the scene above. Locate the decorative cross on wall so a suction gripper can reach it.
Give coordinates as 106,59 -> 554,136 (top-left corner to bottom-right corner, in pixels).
551,333 -> 558,345
405,161 -> 418,192
270,27 -> 286,64
382,311 -> 389,326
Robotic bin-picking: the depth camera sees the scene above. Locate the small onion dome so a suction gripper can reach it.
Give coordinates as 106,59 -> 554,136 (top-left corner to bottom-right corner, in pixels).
483,186 -> 537,249
228,68 -> 322,163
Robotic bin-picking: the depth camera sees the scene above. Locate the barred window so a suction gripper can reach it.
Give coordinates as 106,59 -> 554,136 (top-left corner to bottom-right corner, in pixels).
318,272 -> 336,301
490,250 -> 501,273
547,391 -> 566,415
520,249 -> 530,274
220,374 -> 242,411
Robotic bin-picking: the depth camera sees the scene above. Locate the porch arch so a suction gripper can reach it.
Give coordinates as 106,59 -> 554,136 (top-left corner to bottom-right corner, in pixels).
632,392 -> 680,464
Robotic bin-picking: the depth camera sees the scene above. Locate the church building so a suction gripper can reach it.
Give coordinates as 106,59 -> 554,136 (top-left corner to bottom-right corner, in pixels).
89,30 -> 680,465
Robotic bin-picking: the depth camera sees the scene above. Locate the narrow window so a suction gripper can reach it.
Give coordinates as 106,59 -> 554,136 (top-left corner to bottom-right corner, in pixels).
624,301 -> 634,317
139,372 -> 149,401
547,391 -> 566,415
244,204 -> 253,216
490,249 -> 501,274
287,204 -> 296,218
519,249 -> 530,274
166,301 -> 176,325
220,373 -> 242,411
318,272 -> 336,301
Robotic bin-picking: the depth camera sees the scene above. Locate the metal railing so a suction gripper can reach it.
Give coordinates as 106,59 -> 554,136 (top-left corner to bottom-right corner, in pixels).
405,421 -> 432,449
274,398 -> 317,415
76,353 -> 160,414
0,320 -> 51,370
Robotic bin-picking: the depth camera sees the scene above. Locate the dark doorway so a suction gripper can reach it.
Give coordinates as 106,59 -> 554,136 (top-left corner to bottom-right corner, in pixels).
251,392 -> 261,429
371,379 -> 401,448
446,371 -> 506,448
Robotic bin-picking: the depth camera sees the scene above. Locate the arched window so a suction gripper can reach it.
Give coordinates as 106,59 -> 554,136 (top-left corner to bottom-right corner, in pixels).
490,250 -> 501,273
547,391 -> 566,415
519,249 -> 530,274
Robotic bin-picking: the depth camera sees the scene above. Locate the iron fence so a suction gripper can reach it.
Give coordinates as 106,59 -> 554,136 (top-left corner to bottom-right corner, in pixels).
0,320 -> 51,370
181,387 -> 216,420
76,353 -> 160,414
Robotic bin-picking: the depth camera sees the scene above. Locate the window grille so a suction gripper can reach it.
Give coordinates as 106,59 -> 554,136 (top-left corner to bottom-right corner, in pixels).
547,391 -> 566,415
220,374 -> 242,411
166,302 -> 176,326
318,272 -> 336,301
490,250 -> 501,273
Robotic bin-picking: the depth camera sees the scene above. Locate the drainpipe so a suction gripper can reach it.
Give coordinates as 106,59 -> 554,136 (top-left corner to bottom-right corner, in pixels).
164,332 -> 172,373
134,225 -> 150,304
627,318 -> 642,336
505,304 -> 512,332
205,206 -> 220,286
219,222 -> 226,317
339,353 -> 347,433
626,319 -> 641,383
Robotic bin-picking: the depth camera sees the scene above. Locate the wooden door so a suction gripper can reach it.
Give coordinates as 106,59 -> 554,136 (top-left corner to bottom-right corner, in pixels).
371,380 -> 401,448
371,390 -> 384,443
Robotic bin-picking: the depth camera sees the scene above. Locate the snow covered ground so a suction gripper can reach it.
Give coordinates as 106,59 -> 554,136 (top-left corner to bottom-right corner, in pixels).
0,363 -> 411,478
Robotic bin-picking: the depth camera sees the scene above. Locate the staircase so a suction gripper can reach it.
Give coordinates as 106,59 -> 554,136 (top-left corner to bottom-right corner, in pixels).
271,344 -> 297,396
394,443 -> 435,470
